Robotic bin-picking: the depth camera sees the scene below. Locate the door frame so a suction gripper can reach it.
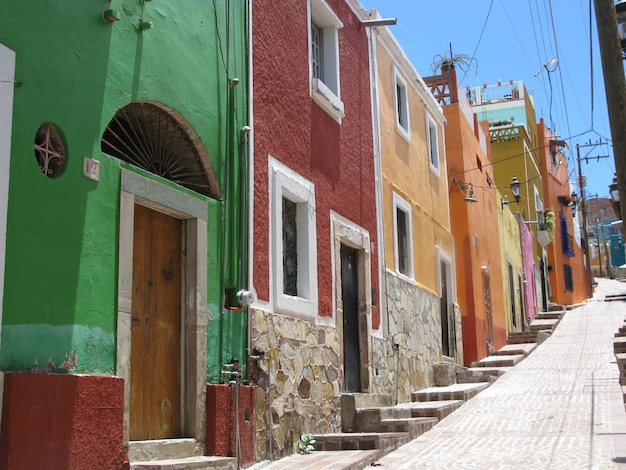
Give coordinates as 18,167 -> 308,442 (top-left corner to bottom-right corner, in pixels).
329,211 -> 372,393
436,248 -> 455,359
117,169 -> 209,446
0,44 -> 16,344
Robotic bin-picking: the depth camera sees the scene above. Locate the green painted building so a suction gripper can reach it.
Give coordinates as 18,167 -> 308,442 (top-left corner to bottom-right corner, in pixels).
0,1 -> 249,467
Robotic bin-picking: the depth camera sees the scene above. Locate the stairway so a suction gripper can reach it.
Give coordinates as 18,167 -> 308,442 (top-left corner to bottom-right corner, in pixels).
128,439 -> 236,470
313,381 -> 490,457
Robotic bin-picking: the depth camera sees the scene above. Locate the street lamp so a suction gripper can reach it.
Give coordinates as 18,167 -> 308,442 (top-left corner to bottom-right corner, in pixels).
510,175 -> 521,204
571,191 -> 578,218
617,0 -> 626,59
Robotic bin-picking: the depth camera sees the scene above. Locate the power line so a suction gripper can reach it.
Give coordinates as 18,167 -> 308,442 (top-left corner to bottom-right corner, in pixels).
460,0 -> 494,85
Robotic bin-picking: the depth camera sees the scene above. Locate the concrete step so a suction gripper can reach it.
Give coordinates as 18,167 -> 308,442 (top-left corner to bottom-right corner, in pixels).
130,456 -> 236,470
313,432 -> 409,454
529,318 -> 559,331
378,417 -> 438,439
507,331 -> 538,344
341,393 -> 395,433
399,399 -> 464,421
460,367 -> 509,380
548,304 -> 566,311
490,343 -> 536,357
536,311 -> 563,320
353,406 -> 410,433
615,339 -> 626,354
411,382 -> 490,402
128,439 -> 197,462
249,450 -> 380,470
471,354 -> 524,368
456,367 -> 505,384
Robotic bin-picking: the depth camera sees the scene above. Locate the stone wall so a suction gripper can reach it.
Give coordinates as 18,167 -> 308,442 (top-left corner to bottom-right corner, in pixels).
247,273 -> 464,460
248,308 -> 343,461
379,272 -> 463,403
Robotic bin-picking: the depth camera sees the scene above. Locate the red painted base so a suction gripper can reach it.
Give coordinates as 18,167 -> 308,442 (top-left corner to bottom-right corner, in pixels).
206,383 -> 255,466
0,372 -> 126,470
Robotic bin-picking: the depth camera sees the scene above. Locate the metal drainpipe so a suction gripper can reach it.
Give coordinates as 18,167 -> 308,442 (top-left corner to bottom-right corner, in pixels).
393,343 -> 400,405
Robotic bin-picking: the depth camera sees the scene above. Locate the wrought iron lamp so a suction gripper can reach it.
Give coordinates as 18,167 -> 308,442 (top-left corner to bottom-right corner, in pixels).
510,175 -> 521,204
451,179 -> 478,203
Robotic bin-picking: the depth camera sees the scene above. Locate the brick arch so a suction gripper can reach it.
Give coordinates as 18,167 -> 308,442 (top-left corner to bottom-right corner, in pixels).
101,101 -> 221,199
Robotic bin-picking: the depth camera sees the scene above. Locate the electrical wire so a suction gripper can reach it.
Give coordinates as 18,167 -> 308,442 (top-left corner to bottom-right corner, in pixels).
460,0 -> 495,85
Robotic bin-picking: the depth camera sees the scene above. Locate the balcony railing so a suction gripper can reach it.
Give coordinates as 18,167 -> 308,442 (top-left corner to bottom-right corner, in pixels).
467,81 -> 524,106
489,126 -> 520,144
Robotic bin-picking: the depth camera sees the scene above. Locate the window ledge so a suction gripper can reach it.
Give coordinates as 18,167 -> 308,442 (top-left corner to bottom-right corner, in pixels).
312,78 -> 344,123
275,293 -> 318,321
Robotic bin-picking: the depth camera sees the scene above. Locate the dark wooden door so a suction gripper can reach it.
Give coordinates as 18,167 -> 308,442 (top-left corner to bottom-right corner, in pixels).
130,204 -> 182,440
483,271 -> 493,347
440,260 -> 451,357
341,245 -> 361,392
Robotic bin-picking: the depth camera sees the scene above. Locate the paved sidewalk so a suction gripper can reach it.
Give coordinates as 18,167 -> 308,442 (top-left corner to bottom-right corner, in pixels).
365,277 -> 626,469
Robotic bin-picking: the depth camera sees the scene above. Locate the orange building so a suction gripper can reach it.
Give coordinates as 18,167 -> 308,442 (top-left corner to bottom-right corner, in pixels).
537,118 -> 589,305
424,65 -> 515,365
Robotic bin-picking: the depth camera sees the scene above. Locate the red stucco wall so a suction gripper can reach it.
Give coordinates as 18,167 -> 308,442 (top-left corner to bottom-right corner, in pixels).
206,384 -> 255,466
252,0 -> 379,326
0,372 -> 125,470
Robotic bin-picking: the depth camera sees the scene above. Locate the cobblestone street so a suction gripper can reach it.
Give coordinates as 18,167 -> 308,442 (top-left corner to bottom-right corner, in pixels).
365,277 -> 626,469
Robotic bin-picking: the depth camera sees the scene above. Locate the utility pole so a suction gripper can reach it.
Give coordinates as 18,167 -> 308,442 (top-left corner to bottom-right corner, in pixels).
577,144 -> 595,297
594,0 -> 626,224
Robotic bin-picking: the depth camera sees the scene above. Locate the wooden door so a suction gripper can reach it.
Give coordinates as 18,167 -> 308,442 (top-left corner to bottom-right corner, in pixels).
341,245 -> 361,392
130,204 -> 182,440
440,260 -> 451,357
482,271 -> 493,347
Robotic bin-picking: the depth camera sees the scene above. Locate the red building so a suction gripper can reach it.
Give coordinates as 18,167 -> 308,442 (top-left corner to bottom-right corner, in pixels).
249,0 -> 379,459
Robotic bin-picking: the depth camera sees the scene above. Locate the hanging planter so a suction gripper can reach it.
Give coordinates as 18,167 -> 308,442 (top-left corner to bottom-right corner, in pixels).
537,208 -> 555,247
537,230 -> 552,248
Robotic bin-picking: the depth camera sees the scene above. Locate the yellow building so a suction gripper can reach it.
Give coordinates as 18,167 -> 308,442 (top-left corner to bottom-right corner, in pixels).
368,13 -> 459,398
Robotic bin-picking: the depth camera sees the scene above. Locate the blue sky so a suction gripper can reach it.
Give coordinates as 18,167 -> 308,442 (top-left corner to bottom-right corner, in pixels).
359,0 -> 616,200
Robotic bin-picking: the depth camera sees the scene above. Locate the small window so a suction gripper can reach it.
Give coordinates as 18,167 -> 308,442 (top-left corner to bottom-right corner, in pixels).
310,0 -> 344,122
34,123 -> 67,178
393,193 -> 413,278
311,22 -> 324,82
564,264 -> 573,292
394,69 -> 409,138
427,115 -> 440,173
270,157 -> 318,319
283,197 -> 298,296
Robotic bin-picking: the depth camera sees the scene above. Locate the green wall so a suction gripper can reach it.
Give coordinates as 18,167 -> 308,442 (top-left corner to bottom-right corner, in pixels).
0,1 -> 248,377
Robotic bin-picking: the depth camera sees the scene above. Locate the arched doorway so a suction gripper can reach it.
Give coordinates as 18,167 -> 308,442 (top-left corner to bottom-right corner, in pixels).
102,101 -> 217,444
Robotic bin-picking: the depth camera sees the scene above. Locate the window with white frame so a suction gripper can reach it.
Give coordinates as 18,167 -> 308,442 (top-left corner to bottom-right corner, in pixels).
393,193 -> 413,278
309,0 -> 344,122
427,114 -> 440,173
394,69 -> 409,138
534,184 -> 543,214
269,157 -> 318,319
